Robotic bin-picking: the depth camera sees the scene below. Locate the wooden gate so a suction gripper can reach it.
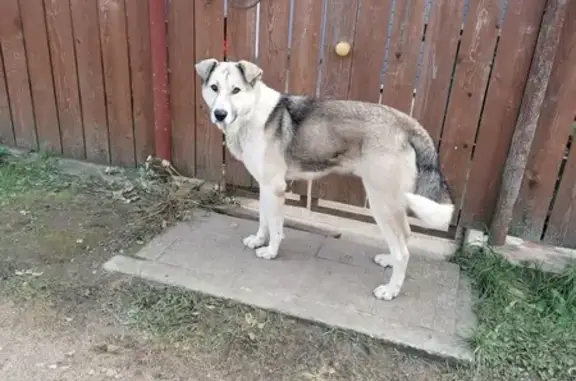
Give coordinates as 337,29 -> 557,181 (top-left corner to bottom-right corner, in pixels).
168,0 -> 547,233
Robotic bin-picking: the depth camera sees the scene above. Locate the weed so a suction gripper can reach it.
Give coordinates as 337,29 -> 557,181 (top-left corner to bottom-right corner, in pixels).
452,245 -> 576,381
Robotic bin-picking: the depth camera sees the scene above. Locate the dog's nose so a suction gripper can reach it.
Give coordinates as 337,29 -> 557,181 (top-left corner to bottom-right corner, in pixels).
213,109 -> 228,122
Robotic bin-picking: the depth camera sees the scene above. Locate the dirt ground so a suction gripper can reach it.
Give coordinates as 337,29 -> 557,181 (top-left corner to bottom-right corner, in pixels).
0,153 -> 466,381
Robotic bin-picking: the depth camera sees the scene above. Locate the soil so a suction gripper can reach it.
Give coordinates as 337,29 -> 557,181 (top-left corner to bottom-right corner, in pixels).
0,155 -> 464,381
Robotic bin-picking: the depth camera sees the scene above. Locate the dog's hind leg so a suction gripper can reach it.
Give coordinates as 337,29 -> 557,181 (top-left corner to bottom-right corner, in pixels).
362,181 -> 411,301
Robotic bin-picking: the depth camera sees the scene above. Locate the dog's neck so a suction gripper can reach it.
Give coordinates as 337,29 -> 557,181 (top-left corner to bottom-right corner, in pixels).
223,82 -> 281,159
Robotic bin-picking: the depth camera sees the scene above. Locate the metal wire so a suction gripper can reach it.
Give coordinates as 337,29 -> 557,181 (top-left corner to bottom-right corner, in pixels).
228,0 -> 261,9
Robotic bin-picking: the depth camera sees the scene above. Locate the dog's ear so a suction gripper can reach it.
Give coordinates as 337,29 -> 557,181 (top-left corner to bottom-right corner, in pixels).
236,60 -> 263,86
195,58 -> 219,83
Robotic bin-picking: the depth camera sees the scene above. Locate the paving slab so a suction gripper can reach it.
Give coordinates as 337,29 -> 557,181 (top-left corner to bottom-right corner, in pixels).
104,211 -> 475,362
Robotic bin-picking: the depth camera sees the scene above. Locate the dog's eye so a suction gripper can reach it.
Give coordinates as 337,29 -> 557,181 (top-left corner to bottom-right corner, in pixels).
231,87 -> 241,95
210,84 -> 218,92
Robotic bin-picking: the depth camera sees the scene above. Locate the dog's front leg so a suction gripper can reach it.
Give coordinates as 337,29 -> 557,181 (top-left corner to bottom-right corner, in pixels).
243,185 -> 270,249
253,179 -> 286,260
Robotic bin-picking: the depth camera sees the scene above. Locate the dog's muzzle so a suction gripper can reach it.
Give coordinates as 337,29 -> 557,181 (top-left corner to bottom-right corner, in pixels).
213,109 -> 228,122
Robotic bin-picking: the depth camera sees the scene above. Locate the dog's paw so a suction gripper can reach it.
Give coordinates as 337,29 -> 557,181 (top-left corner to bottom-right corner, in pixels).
243,234 -> 266,249
255,246 -> 279,260
373,254 -> 395,268
373,284 -> 401,301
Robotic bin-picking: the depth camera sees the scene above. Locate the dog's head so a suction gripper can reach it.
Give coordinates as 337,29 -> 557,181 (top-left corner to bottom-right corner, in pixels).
195,58 -> 263,128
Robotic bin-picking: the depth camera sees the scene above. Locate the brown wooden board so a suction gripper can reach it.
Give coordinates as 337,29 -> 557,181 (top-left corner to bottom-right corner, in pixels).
194,0 -> 224,182
98,0 -> 135,167
381,0 -> 426,113
168,0 -> 196,176
312,0 -> 365,206
348,0 -> 392,104
0,0 -> 37,150
413,0 -> 465,144
544,134 -> 576,247
70,0 -> 109,163
285,0 -> 324,198
225,1 -> 258,188
438,0 -> 501,219
459,0 -> 547,228
126,0 -> 154,165
45,0 -> 85,159
511,7 -> 576,241
0,50 -> 14,146
19,0 -> 61,154
258,0 -> 290,92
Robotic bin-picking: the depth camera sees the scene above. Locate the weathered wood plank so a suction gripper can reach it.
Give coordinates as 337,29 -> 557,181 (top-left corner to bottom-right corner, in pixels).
70,0 -> 109,163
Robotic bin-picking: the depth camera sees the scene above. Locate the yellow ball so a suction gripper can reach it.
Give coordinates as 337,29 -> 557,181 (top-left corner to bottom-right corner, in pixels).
335,41 -> 351,57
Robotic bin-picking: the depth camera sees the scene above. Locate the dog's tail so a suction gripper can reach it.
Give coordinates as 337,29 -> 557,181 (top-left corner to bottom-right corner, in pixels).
406,125 -> 454,230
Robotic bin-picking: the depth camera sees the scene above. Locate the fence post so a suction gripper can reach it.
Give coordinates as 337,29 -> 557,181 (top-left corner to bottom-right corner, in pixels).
149,0 -> 171,161
489,0 -> 569,245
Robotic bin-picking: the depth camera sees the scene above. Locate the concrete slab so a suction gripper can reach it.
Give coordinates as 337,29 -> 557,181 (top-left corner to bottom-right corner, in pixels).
104,212 -> 475,363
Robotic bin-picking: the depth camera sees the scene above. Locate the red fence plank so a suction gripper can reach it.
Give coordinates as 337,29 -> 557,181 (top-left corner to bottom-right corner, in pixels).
126,0 -> 154,165
511,4 -> 576,241
381,0 -> 427,113
98,0 -> 135,167
460,0 -> 547,228
348,0 -> 391,104
0,51 -> 13,146
45,0 -> 85,159
194,0 -> 224,182
286,0 -> 324,198
225,1 -> 258,188
313,0 -> 365,206
19,0 -> 60,154
169,0 -> 196,176
70,0 -> 109,163
258,0 -> 290,92
439,0 -> 501,216
413,0 -> 465,144
0,0 -> 37,150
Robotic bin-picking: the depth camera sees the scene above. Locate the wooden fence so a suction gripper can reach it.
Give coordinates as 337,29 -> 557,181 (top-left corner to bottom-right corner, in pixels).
0,0 -> 575,248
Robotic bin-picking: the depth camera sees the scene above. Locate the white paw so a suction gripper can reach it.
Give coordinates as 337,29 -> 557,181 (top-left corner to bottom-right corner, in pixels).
255,246 -> 278,260
374,254 -> 395,268
243,234 -> 266,249
373,284 -> 401,301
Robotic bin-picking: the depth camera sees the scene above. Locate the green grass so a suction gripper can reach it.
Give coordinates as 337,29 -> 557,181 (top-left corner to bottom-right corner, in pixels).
0,150 -> 60,199
453,246 -> 576,381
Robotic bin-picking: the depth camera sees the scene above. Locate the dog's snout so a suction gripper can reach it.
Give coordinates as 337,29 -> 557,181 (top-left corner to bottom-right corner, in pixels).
214,109 -> 228,122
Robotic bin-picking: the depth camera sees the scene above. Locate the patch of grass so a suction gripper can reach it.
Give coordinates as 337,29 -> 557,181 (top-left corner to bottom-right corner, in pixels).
452,245 -> 576,381
0,151 -> 60,199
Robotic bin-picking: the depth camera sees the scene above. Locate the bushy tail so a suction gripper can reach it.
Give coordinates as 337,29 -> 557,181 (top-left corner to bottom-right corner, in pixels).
407,123 -> 454,229
405,193 -> 454,230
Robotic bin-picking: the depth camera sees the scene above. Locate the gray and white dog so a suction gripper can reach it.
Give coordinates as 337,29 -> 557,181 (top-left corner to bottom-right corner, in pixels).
195,58 -> 454,300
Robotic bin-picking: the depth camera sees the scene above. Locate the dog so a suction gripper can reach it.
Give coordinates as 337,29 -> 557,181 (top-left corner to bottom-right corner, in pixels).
194,58 -> 454,300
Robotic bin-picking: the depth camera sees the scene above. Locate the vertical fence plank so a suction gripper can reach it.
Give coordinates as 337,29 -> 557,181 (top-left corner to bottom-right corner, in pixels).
413,0 -> 465,144
438,0 -> 501,218
70,0 -> 109,163
511,4 -> 576,241
544,138 -> 576,247
286,0 -> 324,198
348,0 -> 392,104
313,0 -> 365,206
19,0 -> 61,153
225,1 -> 258,188
194,0 -> 224,182
381,0 -> 427,113
169,0 -> 196,176
460,0 -> 547,228
258,0 -> 290,91
0,51 -> 13,146
126,0 -> 154,164
0,0 -> 37,150
98,0 -> 135,167
45,0 -> 85,158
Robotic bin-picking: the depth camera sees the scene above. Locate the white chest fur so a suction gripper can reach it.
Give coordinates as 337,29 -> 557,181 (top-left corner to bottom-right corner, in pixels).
225,124 -> 266,183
